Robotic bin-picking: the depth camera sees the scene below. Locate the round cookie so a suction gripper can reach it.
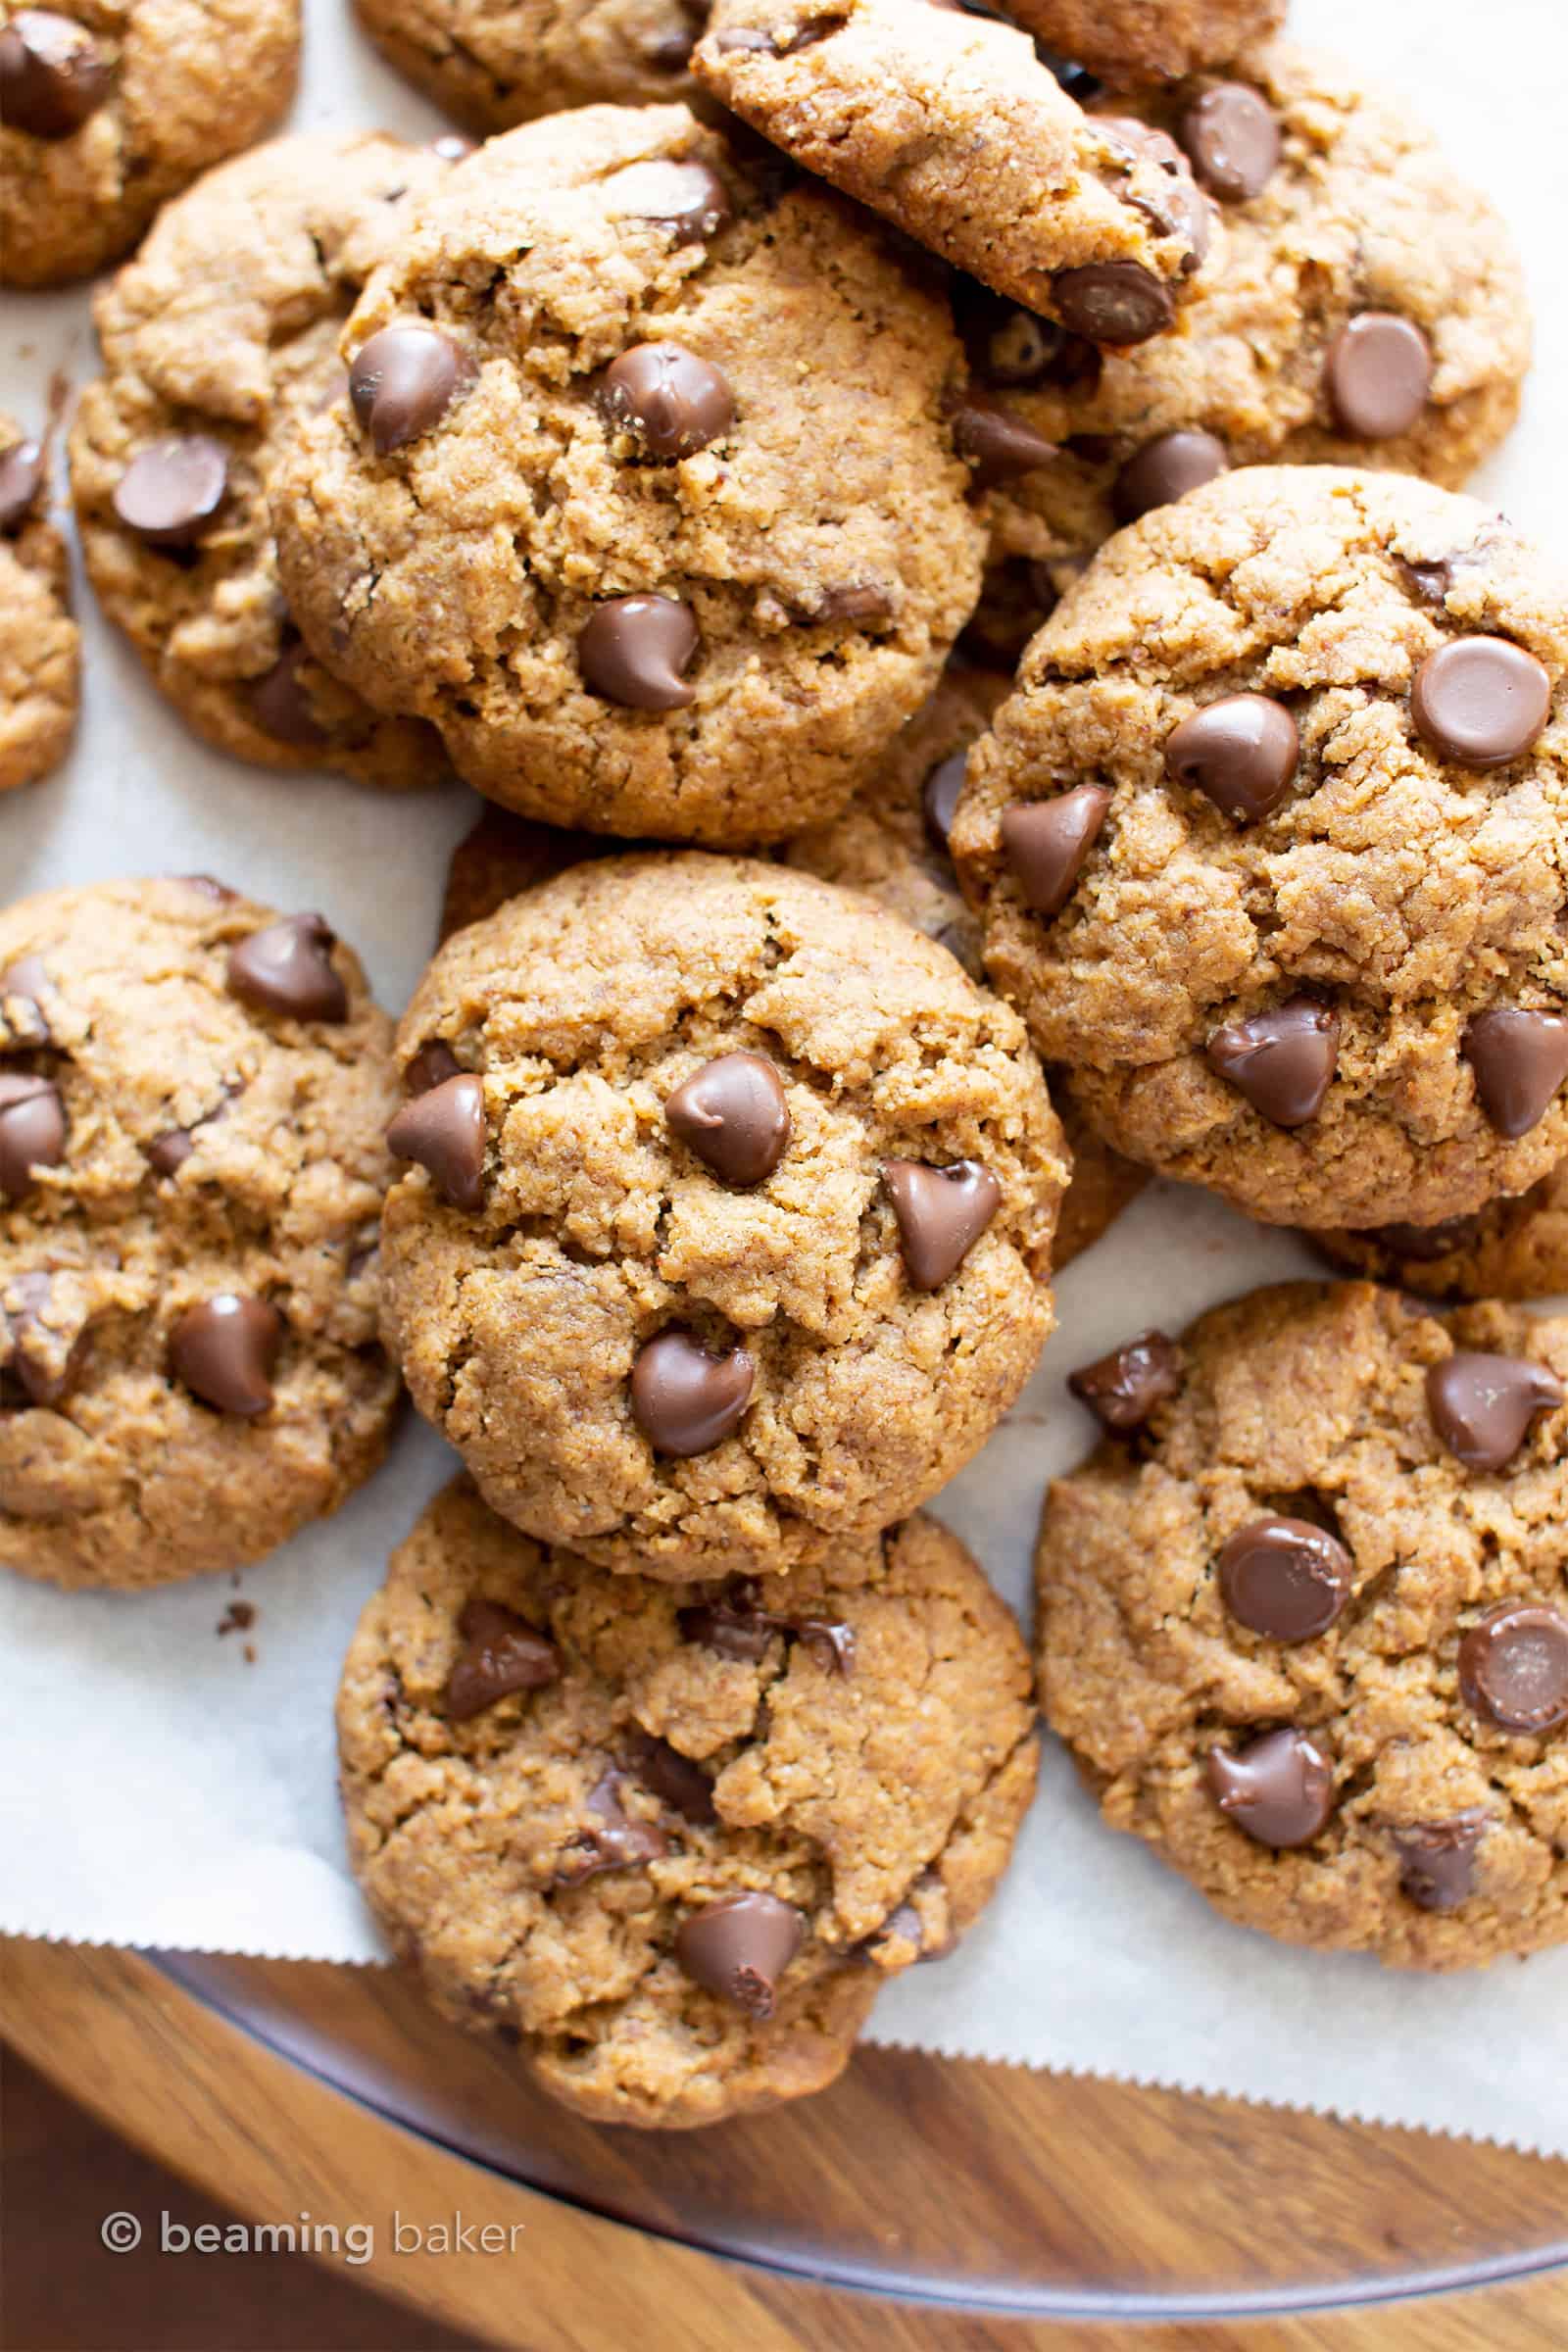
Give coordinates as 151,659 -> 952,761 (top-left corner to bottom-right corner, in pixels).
70,132 -> 456,788
1004,0 -> 1283,84
0,418 -> 79,792
0,0 -> 300,289
354,0 -> 705,135
962,42 -> 1530,651
1318,1169 -> 1568,1304
272,103 -> 986,846
0,876 -> 400,1592
339,1474 -> 1040,2127
1040,1280 -> 1568,1970
783,665 -> 1147,1268
381,854 -> 1067,1578
693,0 -> 1208,338
952,466 -> 1568,1232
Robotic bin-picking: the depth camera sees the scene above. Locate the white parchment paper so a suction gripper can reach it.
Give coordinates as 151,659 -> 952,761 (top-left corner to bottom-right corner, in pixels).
7,0 -> 1568,2158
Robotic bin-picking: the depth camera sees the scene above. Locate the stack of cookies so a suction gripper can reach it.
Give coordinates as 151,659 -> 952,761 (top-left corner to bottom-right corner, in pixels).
5,0 -> 1568,2128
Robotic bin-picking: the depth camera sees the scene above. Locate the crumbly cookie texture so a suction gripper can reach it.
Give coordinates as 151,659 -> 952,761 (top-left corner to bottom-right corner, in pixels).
0,876 -> 400,1592
70,132 -> 454,789
340,1475 -> 1039,2126
1040,1280 -> 1568,1969
967,41 -> 1531,641
354,0 -> 704,133
381,855 -> 1066,1578
1318,1169 -> 1568,1305
953,466 -> 1568,1232
693,0 -> 1207,332
0,417 -> 79,792
1006,0 -> 1283,83
784,666 -> 1146,1268
272,103 -> 985,846
0,0 -> 300,289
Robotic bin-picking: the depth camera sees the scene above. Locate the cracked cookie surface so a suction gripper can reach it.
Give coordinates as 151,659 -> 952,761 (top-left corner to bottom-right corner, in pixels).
339,1474 -> 1039,2125
70,131 -> 454,788
0,416 -> 79,793
380,854 -> 1066,1577
0,876 -> 400,1591
272,102 -> 985,845
1039,1280 -> 1568,1969
354,0 -> 705,133
952,466 -> 1568,1231
0,0 -> 300,288
968,42 -> 1529,632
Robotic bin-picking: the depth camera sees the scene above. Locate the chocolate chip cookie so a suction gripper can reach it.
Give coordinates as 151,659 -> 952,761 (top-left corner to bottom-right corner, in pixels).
783,665 -> 1146,1267
1007,0 -> 1282,85
1318,1168 -> 1568,1305
0,0 -> 301,288
0,877 -> 400,1592
381,854 -> 1066,1578
70,132 -> 455,788
1040,1280 -> 1568,1969
272,103 -> 985,845
693,0 -> 1208,337
339,1474 -> 1039,2125
963,43 -> 1530,647
952,466 -> 1568,1232
0,417 -> 79,792
354,0 -> 705,134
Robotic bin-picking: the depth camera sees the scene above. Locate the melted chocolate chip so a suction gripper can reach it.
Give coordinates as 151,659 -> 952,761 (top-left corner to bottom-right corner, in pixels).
664,1052 -> 790,1187
1217,1516 -> 1352,1642
630,1327 -> 754,1456
601,341 -> 735,459
1053,262 -> 1173,347
0,955 -> 52,1043
675,1891 -> 802,2018
1206,1727 -> 1335,1847
248,642 -> 329,749
405,1039 -> 463,1096
1391,1812 -> 1489,1911
1458,1605 -> 1568,1733
1112,428 -> 1228,525
0,439 -> 44,534
1001,785 -> 1111,918
386,1073 -> 487,1209
446,1597 -> 562,1720
1067,1330 -> 1181,1430
349,325 -> 466,456
605,157 -> 732,241
1410,636 -> 1551,768
679,1578 -> 856,1675
1178,82 -> 1280,202
1,1270 -> 86,1406
1463,1008 -> 1568,1139
952,398 -> 1058,490
922,749 -> 968,852
554,1770 -> 668,1885
112,436 -> 229,549
1426,1350 -> 1562,1472
0,1074 -> 65,1199
0,10 -> 112,138
883,1158 -> 1002,1290
169,1295 -> 282,1417
1325,314 -> 1432,439
1206,1000 -> 1340,1128
226,914 -> 348,1024
577,593 -> 699,710
627,1731 -> 717,1823
1164,693 -> 1299,823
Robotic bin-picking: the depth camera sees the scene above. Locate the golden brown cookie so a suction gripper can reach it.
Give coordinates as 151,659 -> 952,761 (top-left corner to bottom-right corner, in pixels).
0,877 -> 400,1592
70,132 -> 455,787
353,0 -> 705,134
1318,1166 -> 1568,1304
694,0 -> 1209,336
1040,1280 -> 1568,1969
953,467 -> 1568,1233
272,104 -> 985,845
339,1475 -> 1039,2127
0,0 -> 300,288
0,417 -> 78,792
439,804 -> 608,944
380,854 -> 1067,1578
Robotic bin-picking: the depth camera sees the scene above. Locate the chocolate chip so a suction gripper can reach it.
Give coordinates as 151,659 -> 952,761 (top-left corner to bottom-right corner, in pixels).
1217,1516 -> 1352,1642
386,1072 -> 486,1209
1112,428 -> 1228,526
664,1052 -> 789,1187
1206,1727 -> 1335,1847
1410,636 -> 1551,768
922,750 -> 968,853
601,342 -> 734,460
226,914 -> 348,1024
1053,262 -> 1173,347
1001,785 -> 1111,918
0,439 -> 43,534
0,1074 -> 65,1199
1098,122 -> 1210,270
112,436 -> 229,549
952,398 -> 1058,490
1399,558 -> 1453,607
675,1891 -> 802,2018
555,1770 -> 669,1885
678,1582 -> 775,1661
1067,1329 -> 1181,1430
1458,1605 -> 1568,1733
1391,1813 -> 1489,1911
1462,1008 -> 1568,1139
405,1040 -> 463,1095
146,1127 -> 194,1176
169,1295 -> 282,1417
2,1270 -> 86,1406
1325,314 -> 1432,438
1164,693 -> 1299,823
446,1597 -> 561,1720
883,1158 -> 1001,1290
811,581 -> 894,625
1178,82 -> 1280,202
1206,999 -> 1340,1128
577,593 -> 698,711
627,1731 -> 717,1824
349,325 -> 466,457
0,955 -> 52,1043
605,157 -> 732,241
0,10 -> 112,138
1367,1212 -> 1482,1262
1426,1349 -> 1562,1472
967,303 -> 1085,391
630,1327 -> 754,1456
248,642 -> 329,748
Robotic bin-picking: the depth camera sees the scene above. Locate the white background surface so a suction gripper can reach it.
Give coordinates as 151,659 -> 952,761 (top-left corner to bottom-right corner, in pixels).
7,0 -> 1568,2156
